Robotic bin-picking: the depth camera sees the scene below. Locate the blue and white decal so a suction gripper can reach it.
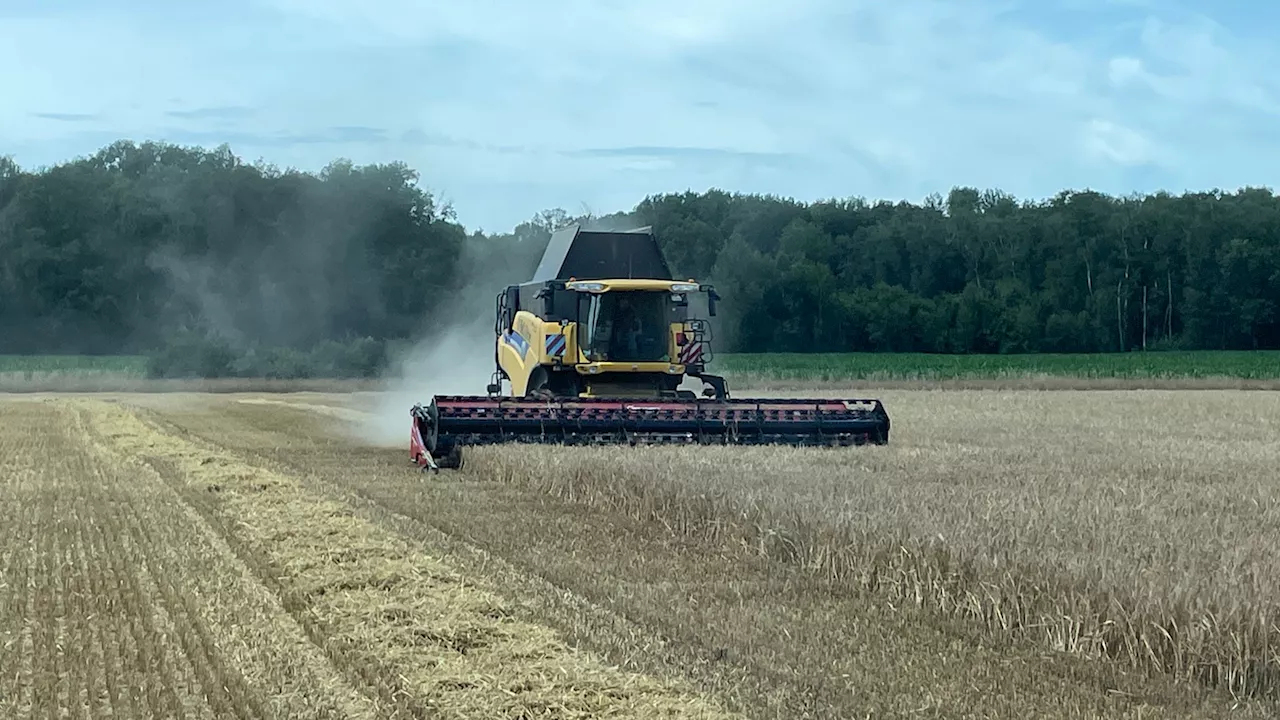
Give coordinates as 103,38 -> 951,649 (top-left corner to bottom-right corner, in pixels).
545,332 -> 566,356
503,329 -> 530,358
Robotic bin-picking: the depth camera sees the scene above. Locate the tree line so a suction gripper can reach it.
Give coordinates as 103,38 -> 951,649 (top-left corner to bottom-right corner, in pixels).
1,140 -> 1277,377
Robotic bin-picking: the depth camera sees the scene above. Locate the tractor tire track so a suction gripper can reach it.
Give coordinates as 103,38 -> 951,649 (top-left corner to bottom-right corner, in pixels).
77,402 -> 382,720
0,398 -> 385,719
121,396 -> 779,719
83,397 -> 740,719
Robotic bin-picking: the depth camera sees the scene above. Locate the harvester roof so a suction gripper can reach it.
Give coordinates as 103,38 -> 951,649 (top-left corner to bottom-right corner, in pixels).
530,223 -> 674,283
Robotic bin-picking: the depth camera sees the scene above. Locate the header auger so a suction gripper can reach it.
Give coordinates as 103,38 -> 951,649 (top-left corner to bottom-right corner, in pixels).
410,224 -> 890,471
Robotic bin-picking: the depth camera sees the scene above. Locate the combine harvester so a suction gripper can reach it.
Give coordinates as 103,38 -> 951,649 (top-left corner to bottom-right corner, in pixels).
410,224 -> 890,471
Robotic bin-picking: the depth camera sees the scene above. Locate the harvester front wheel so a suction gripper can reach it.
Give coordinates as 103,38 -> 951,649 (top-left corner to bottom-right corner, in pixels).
525,368 -> 555,400
436,443 -> 464,470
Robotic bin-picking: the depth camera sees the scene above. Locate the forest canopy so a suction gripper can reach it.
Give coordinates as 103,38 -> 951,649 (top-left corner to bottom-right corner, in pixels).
1,140 -> 1277,377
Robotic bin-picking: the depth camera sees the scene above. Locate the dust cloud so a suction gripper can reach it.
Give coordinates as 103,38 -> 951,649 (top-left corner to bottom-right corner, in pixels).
342,212 -> 671,449
345,218 -> 547,448
351,319 -> 497,448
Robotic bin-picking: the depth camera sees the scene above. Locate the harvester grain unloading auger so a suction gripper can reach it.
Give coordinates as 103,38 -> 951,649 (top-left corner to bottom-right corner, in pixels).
409,223 -> 890,472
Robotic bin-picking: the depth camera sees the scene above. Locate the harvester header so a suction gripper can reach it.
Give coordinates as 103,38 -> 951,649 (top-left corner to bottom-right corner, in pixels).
409,223 -> 890,471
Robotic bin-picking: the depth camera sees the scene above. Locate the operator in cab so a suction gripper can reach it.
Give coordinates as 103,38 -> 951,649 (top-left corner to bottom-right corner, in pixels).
608,295 -> 666,362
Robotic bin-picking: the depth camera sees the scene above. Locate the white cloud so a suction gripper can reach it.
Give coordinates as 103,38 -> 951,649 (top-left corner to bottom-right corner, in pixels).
1082,118 -> 1154,165
1107,56 -> 1145,86
1,0 -> 1278,231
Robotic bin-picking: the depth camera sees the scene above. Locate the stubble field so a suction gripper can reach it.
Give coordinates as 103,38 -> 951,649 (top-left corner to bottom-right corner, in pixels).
2,386 -> 1278,719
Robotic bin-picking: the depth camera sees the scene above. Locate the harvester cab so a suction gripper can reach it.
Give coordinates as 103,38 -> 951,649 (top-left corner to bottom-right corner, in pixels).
490,288 -> 725,403
410,224 -> 890,472
484,224 -> 728,402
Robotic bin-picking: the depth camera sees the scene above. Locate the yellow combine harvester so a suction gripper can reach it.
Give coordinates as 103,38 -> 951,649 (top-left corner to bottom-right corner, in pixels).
410,224 -> 890,470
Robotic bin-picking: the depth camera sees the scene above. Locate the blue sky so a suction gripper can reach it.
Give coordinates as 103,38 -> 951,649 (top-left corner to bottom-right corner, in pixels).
2,0 -> 1278,233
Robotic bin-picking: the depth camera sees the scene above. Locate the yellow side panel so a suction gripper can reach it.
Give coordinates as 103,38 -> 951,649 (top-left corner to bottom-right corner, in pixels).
535,320 -> 577,365
499,312 -> 583,395
498,310 -> 541,395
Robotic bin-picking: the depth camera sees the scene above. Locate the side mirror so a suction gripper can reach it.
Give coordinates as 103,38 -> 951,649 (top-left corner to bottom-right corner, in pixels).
707,289 -> 719,317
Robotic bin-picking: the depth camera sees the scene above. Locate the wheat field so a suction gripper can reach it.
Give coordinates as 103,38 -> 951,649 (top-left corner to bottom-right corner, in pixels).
2,388 -> 1278,719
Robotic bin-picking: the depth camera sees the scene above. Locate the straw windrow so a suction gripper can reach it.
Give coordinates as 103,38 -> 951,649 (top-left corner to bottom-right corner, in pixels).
75,397 -> 738,719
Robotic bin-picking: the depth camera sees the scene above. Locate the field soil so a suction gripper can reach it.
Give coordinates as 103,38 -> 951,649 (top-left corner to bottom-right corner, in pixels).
2,388 -> 1278,719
